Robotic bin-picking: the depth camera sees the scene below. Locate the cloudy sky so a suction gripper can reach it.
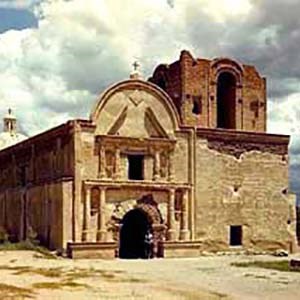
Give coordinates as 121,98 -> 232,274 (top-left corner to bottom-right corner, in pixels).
0,0 -> 299,194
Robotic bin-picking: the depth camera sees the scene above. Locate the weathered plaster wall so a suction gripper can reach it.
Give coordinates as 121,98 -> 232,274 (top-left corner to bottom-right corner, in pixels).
0,122 -> 75,250
194,136 -> 296,252
0,180 -> 73,250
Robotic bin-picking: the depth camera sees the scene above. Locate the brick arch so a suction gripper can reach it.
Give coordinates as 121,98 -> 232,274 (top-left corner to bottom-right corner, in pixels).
211,57 -> 244,84
135,194 -> 163,225
210,57 -> 244,130
118,194 -> 166,258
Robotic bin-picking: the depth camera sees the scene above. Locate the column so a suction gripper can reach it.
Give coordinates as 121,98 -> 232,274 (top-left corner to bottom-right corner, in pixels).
97,187 -> 107,242
168,150 -> 175,182
82,187 -> 91,241
113,148 -> 121,180
180,189 -> 190,241
167,189 -> 176,241
99,145 -> 106,179
153,150 -> 161,181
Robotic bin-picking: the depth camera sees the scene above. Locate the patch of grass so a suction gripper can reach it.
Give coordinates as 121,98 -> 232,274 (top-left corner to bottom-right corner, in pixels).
232,260 -> 300,273
0,265 -> 63,278
0,240 -> 56,259
0,283 -> 35,299
32,280 -> 90,290
15,267 -> 63,278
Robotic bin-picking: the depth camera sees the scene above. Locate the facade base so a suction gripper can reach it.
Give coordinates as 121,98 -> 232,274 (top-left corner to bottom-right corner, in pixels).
67,241 -> 204,259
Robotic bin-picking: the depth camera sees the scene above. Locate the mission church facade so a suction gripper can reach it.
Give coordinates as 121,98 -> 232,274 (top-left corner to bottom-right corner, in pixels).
0,50 -> 297,258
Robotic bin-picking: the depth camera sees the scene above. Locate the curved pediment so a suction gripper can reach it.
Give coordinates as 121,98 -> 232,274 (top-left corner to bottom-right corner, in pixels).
90,79 -> 180,139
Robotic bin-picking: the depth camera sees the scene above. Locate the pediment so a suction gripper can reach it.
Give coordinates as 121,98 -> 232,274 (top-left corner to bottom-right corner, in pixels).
107,104 -> 169,138
92,80 -> 179,138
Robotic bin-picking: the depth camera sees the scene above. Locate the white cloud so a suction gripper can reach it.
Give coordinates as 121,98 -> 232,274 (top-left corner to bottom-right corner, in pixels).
268,93 -> 300,135
0,0 -> 254,136
0,0 -> 298,139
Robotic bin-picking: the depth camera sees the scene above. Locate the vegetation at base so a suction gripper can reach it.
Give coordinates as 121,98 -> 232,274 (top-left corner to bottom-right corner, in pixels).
0,265 -> 63,277
232,260 -> 300,273
0,226 -> 56,259
31,280 -> 90,290
0,240 -> 57,259
0,283 -> 34,299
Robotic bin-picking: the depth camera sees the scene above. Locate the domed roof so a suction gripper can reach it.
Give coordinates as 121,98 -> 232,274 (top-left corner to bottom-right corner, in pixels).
0,109 -> 28,151
0,131 -> 27,150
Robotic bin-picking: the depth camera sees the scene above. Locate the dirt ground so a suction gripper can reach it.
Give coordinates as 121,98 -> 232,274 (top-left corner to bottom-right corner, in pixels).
0,251 -> 300,300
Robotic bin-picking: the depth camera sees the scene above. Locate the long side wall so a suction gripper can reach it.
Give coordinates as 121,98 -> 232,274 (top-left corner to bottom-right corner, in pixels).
0,180 -> 73,250
194,130 -> 297,252
0,122 -> 75,249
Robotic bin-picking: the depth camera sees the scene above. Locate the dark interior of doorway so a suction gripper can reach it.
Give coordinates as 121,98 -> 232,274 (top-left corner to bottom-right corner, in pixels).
119,209 -> 152,259
230,225 -> 242,246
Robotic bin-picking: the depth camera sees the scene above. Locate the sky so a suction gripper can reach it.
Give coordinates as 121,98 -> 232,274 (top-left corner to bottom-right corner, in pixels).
0,0 -> 299,194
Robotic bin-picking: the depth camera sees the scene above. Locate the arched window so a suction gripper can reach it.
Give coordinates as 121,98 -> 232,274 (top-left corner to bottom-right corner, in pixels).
217,72 -> 236,129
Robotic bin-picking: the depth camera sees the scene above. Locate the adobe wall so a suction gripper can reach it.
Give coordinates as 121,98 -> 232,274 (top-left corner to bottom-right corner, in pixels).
0,122 -> 75,250
0,122 -> 75,190
194,130 -> 297,252
0,180 -> 73,250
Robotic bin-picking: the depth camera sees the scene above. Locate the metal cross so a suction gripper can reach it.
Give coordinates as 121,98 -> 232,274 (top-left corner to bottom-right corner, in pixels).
133,61 -> 140,72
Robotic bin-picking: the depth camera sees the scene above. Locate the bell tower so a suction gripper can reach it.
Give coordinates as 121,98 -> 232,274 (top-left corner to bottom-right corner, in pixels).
3,108 -> 17,135
149,50 -> 267,132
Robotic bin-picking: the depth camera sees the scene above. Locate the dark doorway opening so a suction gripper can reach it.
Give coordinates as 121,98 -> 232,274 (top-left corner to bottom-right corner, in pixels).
128,155 -> 144,180
119,209 -> 152,259
230,225 -> 242,246
217,72 -> 236,129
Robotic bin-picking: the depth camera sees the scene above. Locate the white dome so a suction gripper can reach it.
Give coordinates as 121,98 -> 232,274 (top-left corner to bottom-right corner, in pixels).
0,132 -> 28,150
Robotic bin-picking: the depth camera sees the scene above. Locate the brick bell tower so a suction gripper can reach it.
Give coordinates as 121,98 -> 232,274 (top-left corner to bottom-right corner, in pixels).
149,50 -> 267,132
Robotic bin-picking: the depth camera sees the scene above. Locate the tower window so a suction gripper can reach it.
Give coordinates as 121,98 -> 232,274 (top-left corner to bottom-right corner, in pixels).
230,225 -> 242,246
128,155 -> 144,180
217,72 -> 237,129
192,96 -> 202,115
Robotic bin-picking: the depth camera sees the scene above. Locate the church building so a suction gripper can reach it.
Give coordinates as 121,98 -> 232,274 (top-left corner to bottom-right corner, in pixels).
0,50 -> 297,258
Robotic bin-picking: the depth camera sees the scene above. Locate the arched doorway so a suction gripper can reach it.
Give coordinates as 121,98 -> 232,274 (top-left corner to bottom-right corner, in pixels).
119,208 -> 152,259
217,72 -> 237,129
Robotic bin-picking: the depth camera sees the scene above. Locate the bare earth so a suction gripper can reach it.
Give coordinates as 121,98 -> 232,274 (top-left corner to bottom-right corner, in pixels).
0,251 -> 300,300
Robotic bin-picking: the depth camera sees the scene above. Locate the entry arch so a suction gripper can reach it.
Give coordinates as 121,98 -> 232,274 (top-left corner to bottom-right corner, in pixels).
119,208 -> 151,259
118,194 -> 165,259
